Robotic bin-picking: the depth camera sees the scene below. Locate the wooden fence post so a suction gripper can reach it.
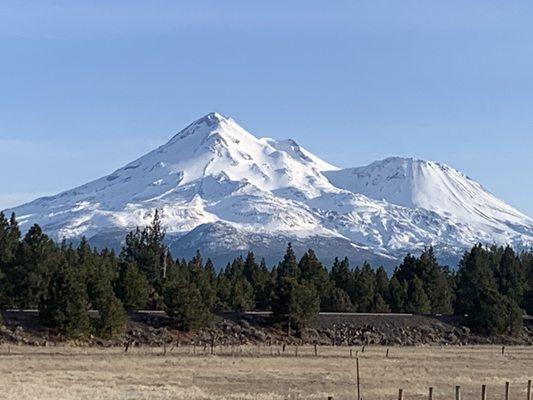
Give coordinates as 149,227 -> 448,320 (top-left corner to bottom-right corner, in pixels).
350,349 -> 353,358
505,382 -> 510,400
527,380 -> 532,400
502,346 -> 506,355
386,348 -> 390,358
356,357 -> 361,400
482,384 -> 487,400
428,387 -> 433,400
315,344 -> 318,357
398,389 -> 403,400
456,386 -> 461,400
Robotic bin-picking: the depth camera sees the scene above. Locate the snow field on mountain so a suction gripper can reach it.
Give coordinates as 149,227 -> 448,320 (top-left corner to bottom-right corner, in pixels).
7,112 -> 533,262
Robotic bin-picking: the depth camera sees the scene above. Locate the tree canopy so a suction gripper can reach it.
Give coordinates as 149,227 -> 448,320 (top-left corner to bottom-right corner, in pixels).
0,211 -> 531,338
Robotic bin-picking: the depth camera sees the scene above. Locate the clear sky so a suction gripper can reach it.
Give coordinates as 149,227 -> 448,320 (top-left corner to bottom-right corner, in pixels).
1,1 -> 532,216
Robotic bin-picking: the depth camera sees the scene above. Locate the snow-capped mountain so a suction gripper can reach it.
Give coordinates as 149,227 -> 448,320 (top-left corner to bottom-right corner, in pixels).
324,158 -> 533,248
6,112 -> 533,268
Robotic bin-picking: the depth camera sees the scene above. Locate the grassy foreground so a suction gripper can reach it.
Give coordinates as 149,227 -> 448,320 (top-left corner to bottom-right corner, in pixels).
0,345 -> 532,400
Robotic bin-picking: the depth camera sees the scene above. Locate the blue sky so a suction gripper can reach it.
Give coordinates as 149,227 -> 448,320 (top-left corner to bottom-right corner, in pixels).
1,1 -> 533,216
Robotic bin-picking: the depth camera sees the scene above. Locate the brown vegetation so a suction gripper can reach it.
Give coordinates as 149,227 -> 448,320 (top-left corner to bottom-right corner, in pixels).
0,345 -> 532,400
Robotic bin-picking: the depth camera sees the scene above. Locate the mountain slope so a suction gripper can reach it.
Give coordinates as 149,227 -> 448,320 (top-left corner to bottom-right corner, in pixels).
9,112 -> 337,239
6,112 -> 533,267
324,157 -> 533,247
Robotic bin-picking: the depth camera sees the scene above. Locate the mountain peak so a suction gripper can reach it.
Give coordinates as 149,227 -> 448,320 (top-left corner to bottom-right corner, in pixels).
325,156 -> 532,228
197,111 -> 227,125
166,111 -> 232,144
373,156 -> 472,184
378,156 -> 442,167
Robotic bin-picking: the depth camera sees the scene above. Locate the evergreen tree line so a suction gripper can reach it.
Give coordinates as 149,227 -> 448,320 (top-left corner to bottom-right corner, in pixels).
1,211 -> 532,338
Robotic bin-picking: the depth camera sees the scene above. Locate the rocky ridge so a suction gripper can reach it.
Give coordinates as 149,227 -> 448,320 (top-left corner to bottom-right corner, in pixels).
2,312 -> 532,348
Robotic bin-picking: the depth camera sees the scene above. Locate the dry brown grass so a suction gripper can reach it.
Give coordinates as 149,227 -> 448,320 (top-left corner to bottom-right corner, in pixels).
0,345 -> 532,400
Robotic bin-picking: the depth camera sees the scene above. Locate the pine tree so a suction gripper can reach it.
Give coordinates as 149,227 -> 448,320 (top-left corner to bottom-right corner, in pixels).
160,250 -> 214,330
10,225 -> 57,308
299,249 -> 331,308
405,276 -> 431,314
277,243 -> 299,280
494,246 -> 526,305
430,267 -> 455,314
353,262 -> 376,312
97,292 -> 127,339
506,296 -> 524,336
330,257 -> 354,299
287,280 -> 320,330
375,266 -> 390,304
222,257 -> 254,312
243,252 -> 272,310
455,245 -> 497,315
394,254 -> 418,284
115,262 -> 150,310
215,269 -> 232,310
455,244 -> 522,335
229,276 -> 254,312
78,239 -> 118,311
39,256 -> 90,338
0,212 -> 21,308
392,249 -> 453,314
468,287 -> 508,335
323,287 -> 355,312
417,247 -> 454,314
204,258 -> 217,288
120,210 -> 166,291
254,258 -> 273,310
271,244 -> 319,332
389,275 -> 407,312
521,251 -> 533,314
271,244 -> 299,321
243,251 -> 258,284
74,241 -> 127,338
373,293 -> 391,313
163,274 -> 212,330
188,250 -> 216,314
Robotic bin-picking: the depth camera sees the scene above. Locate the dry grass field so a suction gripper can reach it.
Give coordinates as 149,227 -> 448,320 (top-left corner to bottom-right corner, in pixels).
0,345 -> 532,400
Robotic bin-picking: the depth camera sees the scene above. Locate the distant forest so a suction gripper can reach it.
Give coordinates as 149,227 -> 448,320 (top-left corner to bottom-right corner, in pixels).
1,211 -> 532,339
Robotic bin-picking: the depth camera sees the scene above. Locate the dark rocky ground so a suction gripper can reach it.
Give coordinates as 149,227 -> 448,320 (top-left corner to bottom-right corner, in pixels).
1,310 -> 532,347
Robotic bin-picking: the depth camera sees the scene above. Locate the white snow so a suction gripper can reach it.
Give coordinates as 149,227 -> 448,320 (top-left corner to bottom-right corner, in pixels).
324,157 -> 533,246
6,112 -> 533,259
